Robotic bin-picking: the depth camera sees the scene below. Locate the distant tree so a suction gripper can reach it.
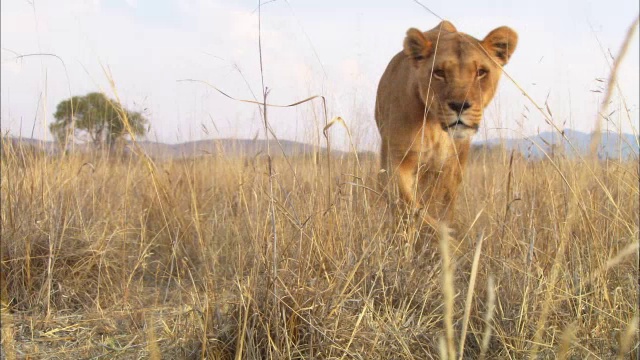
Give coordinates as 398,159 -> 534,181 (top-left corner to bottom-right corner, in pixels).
50,92 -> 148,149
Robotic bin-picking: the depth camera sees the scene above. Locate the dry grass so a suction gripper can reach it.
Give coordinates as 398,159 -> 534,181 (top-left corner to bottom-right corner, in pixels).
1,133 -> 638,359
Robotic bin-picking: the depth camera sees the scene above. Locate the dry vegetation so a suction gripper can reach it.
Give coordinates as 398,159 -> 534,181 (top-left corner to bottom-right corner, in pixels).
1,132 -> 638,359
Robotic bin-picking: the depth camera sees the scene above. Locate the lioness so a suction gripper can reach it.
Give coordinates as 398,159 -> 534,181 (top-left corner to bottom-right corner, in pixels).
375,20 -> 517,232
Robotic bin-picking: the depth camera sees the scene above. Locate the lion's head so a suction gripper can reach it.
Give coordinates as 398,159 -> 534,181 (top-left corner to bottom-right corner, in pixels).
402,21 -> 518,139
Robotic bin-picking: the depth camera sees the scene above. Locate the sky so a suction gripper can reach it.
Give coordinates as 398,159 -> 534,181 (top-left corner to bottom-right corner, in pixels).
1,0 -> 638,150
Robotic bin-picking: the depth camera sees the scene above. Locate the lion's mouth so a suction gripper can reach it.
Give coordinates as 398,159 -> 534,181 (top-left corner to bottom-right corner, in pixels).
442,119 -> 479,131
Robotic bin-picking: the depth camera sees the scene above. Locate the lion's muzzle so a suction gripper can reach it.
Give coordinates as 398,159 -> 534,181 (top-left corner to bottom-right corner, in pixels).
442,119 -> 479,139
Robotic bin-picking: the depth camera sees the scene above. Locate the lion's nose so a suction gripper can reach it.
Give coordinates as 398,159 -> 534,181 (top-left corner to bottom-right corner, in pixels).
448,101 -> 472,113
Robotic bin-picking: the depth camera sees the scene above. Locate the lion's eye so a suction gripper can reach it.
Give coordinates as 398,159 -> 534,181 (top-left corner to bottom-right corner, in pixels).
476,68 -> 488,79
433,69 -> 446,79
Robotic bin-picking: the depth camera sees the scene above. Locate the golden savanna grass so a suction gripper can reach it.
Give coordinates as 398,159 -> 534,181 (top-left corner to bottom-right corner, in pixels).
1,130 -> 638,359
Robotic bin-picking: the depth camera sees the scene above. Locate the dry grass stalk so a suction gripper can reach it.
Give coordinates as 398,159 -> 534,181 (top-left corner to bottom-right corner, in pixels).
478,276 -> 496,360
557,322 -> 577,359
589,16 -> 640,157
617,314 -> 638,360
439,225 -> 457,360
458,232 -> 485,359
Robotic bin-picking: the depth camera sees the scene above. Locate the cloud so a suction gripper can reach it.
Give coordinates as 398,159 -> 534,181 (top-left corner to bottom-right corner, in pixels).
124,0 -> 138,9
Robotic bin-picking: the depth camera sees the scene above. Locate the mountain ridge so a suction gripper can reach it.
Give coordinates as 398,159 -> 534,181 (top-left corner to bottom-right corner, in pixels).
3,129 -> 638,160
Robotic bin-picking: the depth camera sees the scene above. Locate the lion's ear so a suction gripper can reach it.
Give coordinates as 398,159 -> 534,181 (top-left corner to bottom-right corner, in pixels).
403,28 -> 433,64
481,26 -> 518,65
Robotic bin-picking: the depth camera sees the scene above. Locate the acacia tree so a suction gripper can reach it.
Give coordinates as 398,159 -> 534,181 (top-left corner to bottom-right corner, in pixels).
50,92 -> 148,149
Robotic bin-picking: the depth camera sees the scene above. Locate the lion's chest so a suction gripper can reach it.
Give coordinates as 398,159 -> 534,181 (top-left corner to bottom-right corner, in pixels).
406,126 -> 456,168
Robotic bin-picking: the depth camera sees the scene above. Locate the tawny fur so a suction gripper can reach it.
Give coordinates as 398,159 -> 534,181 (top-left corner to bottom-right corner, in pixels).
375,20 -> 517,231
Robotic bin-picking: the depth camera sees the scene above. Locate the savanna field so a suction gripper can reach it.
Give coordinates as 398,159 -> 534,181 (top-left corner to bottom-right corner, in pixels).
1,134 -> 638,359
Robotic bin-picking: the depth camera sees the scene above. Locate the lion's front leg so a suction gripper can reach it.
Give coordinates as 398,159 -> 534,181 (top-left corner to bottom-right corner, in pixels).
392,152 -> 444,232
439,151 -> 467,222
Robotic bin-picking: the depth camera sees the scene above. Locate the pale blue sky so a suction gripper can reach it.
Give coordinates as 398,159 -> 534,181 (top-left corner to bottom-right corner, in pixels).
1,0 -> 638,149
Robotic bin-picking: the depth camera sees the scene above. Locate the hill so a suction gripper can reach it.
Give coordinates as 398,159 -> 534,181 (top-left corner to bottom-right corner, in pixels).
3,129 -> 638,160
485,129 -> 639,159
